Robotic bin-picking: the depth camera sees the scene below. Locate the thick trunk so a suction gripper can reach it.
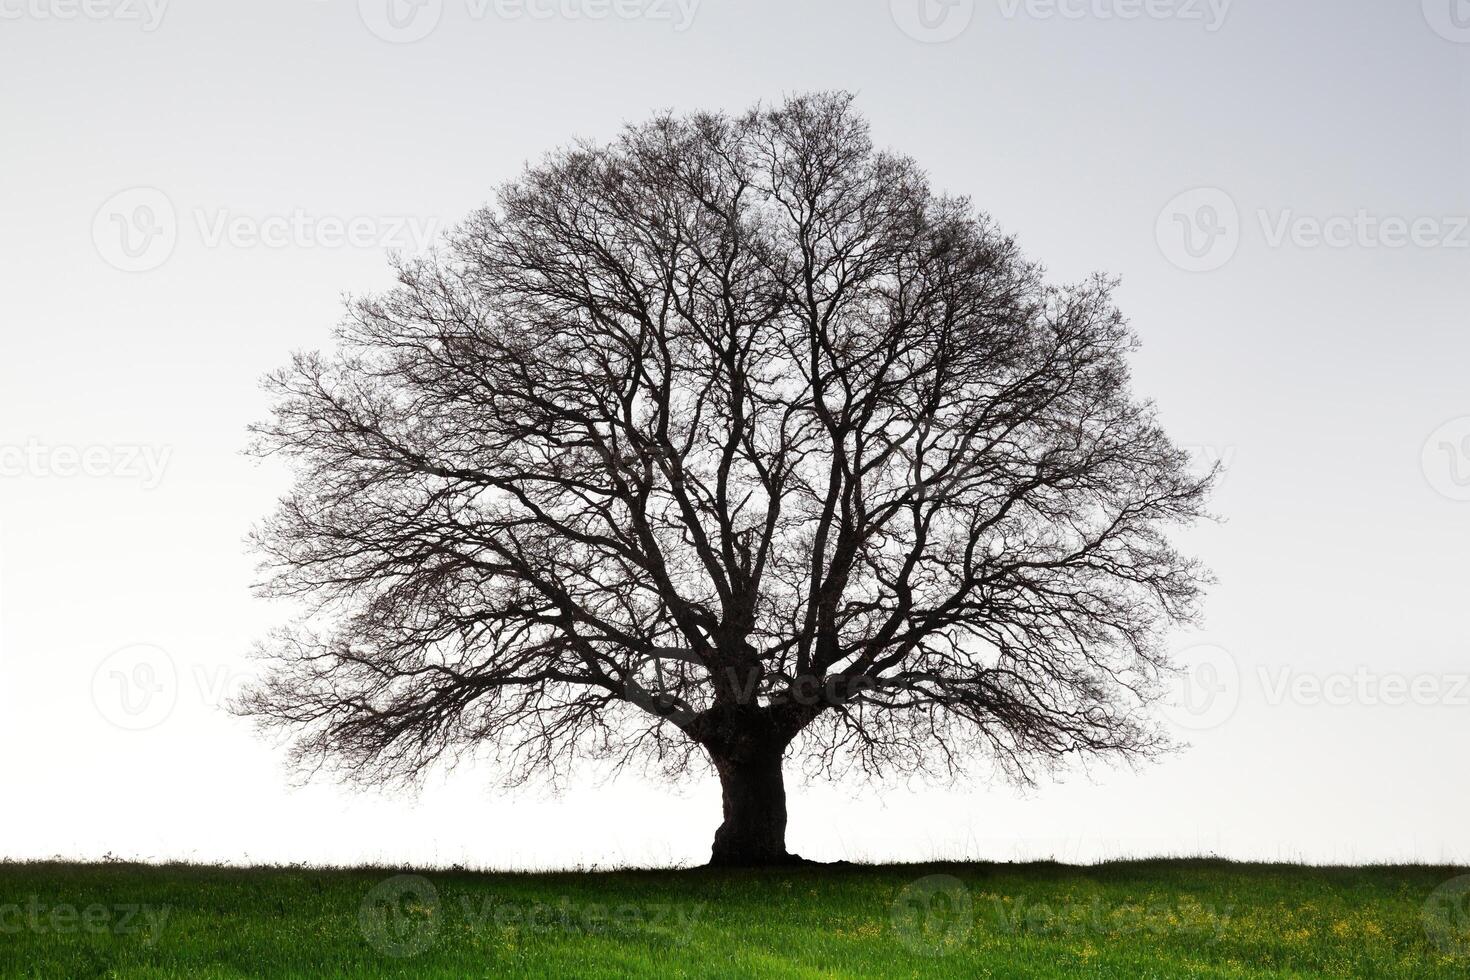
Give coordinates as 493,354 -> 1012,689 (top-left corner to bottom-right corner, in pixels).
708,748 -> 800,867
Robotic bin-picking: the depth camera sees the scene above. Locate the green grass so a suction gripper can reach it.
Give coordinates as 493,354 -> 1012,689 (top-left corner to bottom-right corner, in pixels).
2,859 -> 1467,977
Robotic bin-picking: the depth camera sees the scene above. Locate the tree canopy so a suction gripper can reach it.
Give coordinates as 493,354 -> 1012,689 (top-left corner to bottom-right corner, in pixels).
237,92 -> 1213,864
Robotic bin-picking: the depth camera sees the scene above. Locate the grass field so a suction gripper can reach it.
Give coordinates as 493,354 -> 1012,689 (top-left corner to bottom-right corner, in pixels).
2,859 -> 1468,977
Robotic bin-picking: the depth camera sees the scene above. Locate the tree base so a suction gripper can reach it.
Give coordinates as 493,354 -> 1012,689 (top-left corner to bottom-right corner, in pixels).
705,849 -> 812,869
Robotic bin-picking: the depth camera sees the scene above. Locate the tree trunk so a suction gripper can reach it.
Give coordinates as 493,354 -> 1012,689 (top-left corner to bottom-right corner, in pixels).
708,747 -> 800,867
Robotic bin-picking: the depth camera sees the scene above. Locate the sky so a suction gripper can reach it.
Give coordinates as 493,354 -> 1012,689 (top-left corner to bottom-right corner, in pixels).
2,0 -> 1468,869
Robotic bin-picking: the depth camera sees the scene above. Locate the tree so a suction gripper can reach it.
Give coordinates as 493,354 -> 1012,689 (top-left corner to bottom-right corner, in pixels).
236,92 -> 1213,867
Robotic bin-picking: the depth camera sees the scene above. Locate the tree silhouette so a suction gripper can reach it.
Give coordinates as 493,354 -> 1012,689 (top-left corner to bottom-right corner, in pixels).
236,92 -> 1213,866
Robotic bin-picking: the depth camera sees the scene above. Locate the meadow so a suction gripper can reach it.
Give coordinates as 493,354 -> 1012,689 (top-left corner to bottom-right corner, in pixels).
2,859 -> 1467,977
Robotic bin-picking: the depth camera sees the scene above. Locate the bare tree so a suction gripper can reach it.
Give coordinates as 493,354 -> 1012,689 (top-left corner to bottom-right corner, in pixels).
236,92 -> 1213,867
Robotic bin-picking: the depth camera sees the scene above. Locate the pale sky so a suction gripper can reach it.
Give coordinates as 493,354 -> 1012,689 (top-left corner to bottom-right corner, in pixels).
2,0 -> 1469,868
